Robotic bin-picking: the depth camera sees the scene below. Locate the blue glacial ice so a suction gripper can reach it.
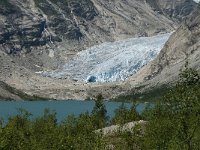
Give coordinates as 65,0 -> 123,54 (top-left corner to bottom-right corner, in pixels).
44,33 -> 171,82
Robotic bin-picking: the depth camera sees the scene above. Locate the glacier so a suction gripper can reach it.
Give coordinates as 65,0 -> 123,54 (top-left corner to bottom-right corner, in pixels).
44,33 -> 171,82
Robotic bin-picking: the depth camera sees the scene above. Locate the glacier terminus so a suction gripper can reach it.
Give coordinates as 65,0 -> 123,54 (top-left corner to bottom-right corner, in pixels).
43,33 -> 172,83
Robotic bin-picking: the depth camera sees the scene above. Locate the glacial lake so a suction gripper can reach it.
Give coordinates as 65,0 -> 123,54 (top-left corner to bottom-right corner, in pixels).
0,100 -> 146,122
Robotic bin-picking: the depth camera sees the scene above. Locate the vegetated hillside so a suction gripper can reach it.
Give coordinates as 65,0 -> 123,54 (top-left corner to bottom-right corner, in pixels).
0,68 -> 199,149
128,4 -> 200,93
0,0 -> 197,100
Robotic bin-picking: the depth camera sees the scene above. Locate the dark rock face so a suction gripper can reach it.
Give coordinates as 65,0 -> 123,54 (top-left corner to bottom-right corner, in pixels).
0,0 -> 195,57
146,0 -> 197,21
0,0 -> 98,55
0,2 -> 50,54
35,0 -> 97,40
0,0 -> 196,57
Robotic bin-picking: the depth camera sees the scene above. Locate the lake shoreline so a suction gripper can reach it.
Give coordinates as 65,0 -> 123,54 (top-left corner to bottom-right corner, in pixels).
0,100 -> 145,123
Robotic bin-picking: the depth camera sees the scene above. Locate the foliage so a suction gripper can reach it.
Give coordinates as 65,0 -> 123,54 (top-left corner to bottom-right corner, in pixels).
111,102 -> 141,125
0,0 -> 11,6
0,66 -> 200,149
91,94 -> 108,129
141,65 -> 200,150
113,84 -> 170,102
0,108 -> 105,150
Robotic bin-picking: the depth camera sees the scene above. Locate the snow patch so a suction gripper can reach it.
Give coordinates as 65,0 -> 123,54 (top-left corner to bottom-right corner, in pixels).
44,33 -> 172,82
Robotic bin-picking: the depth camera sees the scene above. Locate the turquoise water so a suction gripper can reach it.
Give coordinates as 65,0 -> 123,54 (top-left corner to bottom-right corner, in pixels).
0,100 -> 145,122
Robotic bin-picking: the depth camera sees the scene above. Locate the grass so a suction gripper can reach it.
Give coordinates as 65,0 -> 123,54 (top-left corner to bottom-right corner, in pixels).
0,0 -> 17,15
112,84 -> 171,102
0,0 -> 12,7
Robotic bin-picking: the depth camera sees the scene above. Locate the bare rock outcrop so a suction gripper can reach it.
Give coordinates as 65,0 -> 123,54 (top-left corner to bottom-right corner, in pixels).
95,120 -> 147,136
128,4 -> 200,91
146,0 -> 196,22
0,0 -> 198,100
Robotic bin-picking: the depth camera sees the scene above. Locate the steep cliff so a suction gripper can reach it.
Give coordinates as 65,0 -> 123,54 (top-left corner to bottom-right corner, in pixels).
128,4 -> 200,91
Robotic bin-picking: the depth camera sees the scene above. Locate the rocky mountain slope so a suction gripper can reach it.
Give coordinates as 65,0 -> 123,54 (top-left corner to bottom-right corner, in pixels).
0,81 -> 42,100
0,81 -> 22,100
146,0 -> 196,21
0,0 -> 195,71
128,4 -> 200,92
0,0 -> 198,100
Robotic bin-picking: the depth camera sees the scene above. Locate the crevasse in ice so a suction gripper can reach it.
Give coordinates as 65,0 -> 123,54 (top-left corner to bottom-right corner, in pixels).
44,33 -> 171,82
